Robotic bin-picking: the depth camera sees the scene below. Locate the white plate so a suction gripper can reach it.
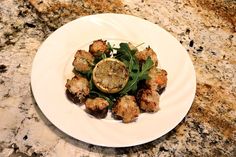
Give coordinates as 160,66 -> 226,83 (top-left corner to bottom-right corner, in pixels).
31,13 -> 196,147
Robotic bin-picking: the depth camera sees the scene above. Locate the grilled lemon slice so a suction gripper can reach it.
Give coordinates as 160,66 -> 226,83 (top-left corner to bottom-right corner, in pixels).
92,58 -> 129,93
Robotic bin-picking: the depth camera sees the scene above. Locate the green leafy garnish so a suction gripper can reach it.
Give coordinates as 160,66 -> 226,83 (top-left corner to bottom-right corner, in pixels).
114,43 -> 138,73
94,52 -> 107,64
107,42 -> 114,52
119,56 -> 153,95
101,53 -> 107,59
112,43 -> 154,95
80,42 -> 154,108
139,57 -> 154,80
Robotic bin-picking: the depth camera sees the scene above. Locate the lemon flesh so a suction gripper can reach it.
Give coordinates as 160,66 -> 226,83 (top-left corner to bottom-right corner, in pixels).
92,58 -> 129,93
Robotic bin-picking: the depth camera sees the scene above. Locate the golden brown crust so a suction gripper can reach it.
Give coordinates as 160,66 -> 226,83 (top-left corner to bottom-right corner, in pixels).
146,67 -> 168,92
136,89 -> 160,112
135,47 -> 158,66
65,75 -> 90,102
112,95 -> 140,123
85,98 -> 109,118
72,50 -> 94,72
89,39 -> 109,57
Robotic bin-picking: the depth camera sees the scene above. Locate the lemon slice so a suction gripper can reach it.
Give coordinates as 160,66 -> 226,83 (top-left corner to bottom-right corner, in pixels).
92,58 -> 129,93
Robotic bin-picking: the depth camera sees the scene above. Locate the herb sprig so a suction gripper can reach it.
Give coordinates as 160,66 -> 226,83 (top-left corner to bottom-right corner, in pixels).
112,43 -> 154,95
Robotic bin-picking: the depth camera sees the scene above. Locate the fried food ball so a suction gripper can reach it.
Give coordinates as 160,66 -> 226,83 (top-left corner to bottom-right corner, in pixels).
89,39 -> 109,57
135,47 -> 158,66
112,95 -> 140,123
85,98 -> 109,118
72,50 -> 94,73
146,67 -> 167,93
136,89 -> 160,112
65,75 -> 90,102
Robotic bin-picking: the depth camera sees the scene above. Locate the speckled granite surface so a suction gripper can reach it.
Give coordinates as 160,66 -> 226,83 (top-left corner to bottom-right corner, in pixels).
0,0 -> 236,156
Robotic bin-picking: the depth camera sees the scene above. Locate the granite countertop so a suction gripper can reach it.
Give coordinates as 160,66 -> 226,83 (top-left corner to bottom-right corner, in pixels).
0,0 -> 235,156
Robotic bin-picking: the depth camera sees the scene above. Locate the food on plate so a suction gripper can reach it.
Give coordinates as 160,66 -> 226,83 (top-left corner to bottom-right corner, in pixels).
65,39 -> 168,123
72,50 -> 94,72
136,89 -> 160,112
89,39 -> 109,57
145,67 -> 168,93
85,97 -> 109,118
112,95 -> 140,123
135,46 -> 158,66
65,75 -> 90,102
127,42 -> 138,52
92,58 -> 129,93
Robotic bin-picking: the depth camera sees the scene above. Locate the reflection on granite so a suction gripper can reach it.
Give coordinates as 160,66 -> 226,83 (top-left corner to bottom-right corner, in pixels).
0,0 -> 235,156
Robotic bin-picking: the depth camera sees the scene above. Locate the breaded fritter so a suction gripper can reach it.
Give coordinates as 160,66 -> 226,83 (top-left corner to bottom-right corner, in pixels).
73,50 -> 94,72
112,95 -> 140,123
137,89 -> 160,112
135,47 -> 158,66
146,67 -> 167,92
89,39 -> 109,57
85,97 -> 109,118
65,75 -> 90,102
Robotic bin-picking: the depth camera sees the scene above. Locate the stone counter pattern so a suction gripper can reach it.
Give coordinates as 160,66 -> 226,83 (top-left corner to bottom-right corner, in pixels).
0,0 -> 235,156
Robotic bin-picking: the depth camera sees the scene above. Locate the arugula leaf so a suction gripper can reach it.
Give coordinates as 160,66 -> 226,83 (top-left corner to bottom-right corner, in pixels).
112,43 -> 154,95
107,42 -> 114,52
115,43 -> 137,73
119,56 -> 153,95
139,57 -> 153,80
121,59 -> 129,67
101,53 -> 107,59
119,75 -> 139,95
94,53 -> 106,64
